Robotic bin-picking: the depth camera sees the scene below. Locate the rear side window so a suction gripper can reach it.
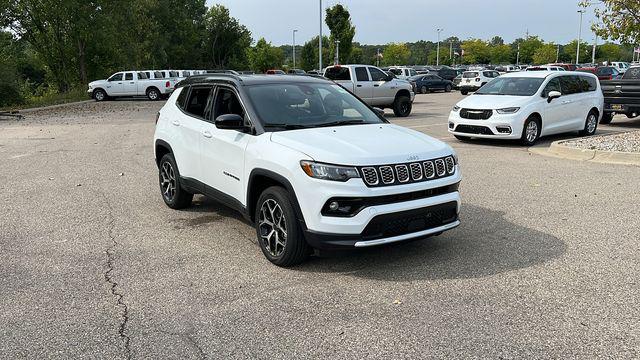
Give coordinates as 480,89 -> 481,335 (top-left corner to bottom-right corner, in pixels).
369,67 -> 388,81
580,76 -> 597,92
169,71 -> 179,77
324,67 -> 351,80
355,67 -> 369,81
176,86 -> 189,110
463,72 -> 478,78
124,73 -> 134,81
559,76 -> 582,95
184,86 -> 213,118
154,71 -> 164,78
137,72 -> 148,80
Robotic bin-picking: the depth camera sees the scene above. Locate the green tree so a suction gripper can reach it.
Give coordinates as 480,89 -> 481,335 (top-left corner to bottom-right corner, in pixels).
300,36 -> 331,71
563,40 -> 590,63
517,36 -> 544,64
533,43 -> 558,64
461,39 -> 490,64
490,44 -> 513,64
490,36 -> 505,46
587,0 -> 640,44
204,5 -> 252,70
248,38 -> 284,73
383,43 -> 410,66
597,42 -> 622,62
325,4 -> 356,64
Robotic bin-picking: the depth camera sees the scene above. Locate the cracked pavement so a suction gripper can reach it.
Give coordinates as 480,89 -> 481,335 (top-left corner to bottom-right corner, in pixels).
0,95 -> 639,358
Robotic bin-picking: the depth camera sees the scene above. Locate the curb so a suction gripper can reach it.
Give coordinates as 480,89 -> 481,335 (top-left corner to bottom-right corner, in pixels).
542,140 -> 640,166
12,100 -> 94,114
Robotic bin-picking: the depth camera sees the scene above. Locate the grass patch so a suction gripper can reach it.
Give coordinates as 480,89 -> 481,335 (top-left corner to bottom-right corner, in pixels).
0,88 -> 88,112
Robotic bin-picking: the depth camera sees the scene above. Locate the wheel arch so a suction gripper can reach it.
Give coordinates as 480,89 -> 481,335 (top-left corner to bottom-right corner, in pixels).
247,168 -> 306,226
146,86 -> 160,95
395,89 -> 412,100
155,139 -> 173,168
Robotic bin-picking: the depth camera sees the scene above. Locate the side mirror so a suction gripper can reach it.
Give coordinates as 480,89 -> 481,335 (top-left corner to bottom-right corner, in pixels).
547,91 -> 562,103
373,107 -> 385,117
215,114 -> 245,130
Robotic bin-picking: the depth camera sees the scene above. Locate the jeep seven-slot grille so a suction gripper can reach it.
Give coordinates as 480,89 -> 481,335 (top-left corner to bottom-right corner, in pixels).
358,156 -> 456,187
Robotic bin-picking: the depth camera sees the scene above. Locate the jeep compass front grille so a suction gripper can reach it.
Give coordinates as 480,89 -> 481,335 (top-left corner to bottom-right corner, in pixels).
358,156 -> 456,187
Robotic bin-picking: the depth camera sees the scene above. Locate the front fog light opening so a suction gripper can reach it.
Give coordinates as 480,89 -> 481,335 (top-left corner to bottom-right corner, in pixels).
496,126 -> 512,134
448,122 -> 455,129
329,201 -> 339,211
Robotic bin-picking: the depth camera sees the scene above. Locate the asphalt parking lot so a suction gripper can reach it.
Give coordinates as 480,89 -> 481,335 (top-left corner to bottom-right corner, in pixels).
1,93 -> 639,359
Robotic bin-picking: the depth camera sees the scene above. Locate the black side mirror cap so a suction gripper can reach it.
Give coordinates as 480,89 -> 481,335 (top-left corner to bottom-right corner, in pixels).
373,107 -> 385,117
215,114 -> 245,130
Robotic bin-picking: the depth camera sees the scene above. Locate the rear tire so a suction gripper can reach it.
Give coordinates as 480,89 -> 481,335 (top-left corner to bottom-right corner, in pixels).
392,95 -> 412,117
421,86 -> 428,94
445,84 -> 452,92
600,113 -> 613,124
461,90 -> 469,95
255,186 -> 309,267
147,87 -> 160,101
579,111 -> 598,136
158,153 -> 193,209
520,116 -> 541,146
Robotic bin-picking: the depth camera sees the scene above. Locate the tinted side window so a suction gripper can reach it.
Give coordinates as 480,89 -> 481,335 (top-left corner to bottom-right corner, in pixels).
125,73 -> 133,81
560,76 -> 581,95
369,67 -> 388,81
176,86 -> 189,110
109,73 -> 123,81
580,76 -> 597,92
137,72 -> 148,80
154,71 -> 164,78
185,86 -> 213,118
543,78 -> 561,97
355,67 -> 369,81
213,88 -> 245,121
324,67 -> 351,81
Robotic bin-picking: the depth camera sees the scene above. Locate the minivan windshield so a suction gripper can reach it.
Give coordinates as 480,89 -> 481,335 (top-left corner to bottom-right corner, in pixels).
246,83 -> 384,130
475,77 -> 545,96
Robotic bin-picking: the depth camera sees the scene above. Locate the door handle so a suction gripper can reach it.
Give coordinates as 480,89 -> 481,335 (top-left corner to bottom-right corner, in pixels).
562,100 -> 572,104
374,84 -> 379,87
357,85 -> 362,87
171,120 -> 180,126
130,82 -> 135,84
202,130 -> 213,138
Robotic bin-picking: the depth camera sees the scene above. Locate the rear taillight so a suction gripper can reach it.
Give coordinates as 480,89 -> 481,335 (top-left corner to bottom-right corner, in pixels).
165,81 -> 170,88
155,112 -> 160,124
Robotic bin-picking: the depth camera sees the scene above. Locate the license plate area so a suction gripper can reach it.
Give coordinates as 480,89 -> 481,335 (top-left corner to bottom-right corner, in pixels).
611,104 -> 623,111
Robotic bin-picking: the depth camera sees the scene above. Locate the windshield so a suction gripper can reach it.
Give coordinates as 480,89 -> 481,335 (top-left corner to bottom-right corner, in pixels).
389,69 -> 403,75
246,83 -> 384,130
475,77 -> 545,96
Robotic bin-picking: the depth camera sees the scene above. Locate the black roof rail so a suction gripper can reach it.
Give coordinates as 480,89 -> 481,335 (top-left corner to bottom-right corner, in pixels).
204,70 -> 240,75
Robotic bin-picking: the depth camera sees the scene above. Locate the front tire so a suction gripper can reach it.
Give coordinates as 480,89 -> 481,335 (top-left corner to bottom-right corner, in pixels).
445,84 -> 452,92
460,90 -> 469,95
520,116 -> 541,146
392,95 -> 412,117
579,111 -> 598,136
255,186 -> 309,267
94,89 -> 107,102
421,86 -> 428,94
147,87 -> 160,101
600,113 -> 613,124
158,153 -> 193,209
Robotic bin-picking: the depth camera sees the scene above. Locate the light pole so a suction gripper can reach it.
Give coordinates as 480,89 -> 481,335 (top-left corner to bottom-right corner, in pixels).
334,40 -> 340,65
436,28 -> 443,66
556,44 -> 560,63
292,29 -> 298,70
516,43 -> 520,66
319,0 -> 323,72
592,35 -> 597,65
577,9 -> 586,64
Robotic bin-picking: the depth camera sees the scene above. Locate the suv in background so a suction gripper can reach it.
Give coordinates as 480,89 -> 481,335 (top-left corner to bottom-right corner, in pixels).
596,66 -> 622,81
154,74 -> 461,266
387,67 -> 418,79
324,65 -> 415,117
610,62 -> 630,74
459,70 -> 500,95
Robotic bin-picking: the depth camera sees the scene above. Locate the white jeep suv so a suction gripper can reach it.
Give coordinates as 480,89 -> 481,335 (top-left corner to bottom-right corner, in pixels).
154,74 -> 462,266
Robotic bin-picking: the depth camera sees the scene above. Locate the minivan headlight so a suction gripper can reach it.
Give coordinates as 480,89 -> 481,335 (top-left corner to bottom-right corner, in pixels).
496,107 -> 520,114
300,161 -> 359,182
452,105 -> 461,112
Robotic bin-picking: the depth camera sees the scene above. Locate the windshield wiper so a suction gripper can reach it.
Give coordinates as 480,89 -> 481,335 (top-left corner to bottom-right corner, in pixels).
311,119 -> 366,128
263,123 -> 310,129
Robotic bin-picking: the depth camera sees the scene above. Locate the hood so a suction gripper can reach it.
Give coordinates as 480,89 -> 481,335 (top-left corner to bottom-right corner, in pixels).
270,124 -> 452,165
455,94 -> 529,110
89,79 -> 107,87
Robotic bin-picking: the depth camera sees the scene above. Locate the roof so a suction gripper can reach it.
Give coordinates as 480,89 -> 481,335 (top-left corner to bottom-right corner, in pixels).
177,74 -> 331,88
500,71 -> 596,79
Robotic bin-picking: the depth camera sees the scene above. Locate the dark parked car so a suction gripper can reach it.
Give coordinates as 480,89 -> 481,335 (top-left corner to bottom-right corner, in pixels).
410,74 -> 453,93
434,68 -> 458,81
599,66 -> 640,124
596,66 -> 622,81
452,74 -> 462,89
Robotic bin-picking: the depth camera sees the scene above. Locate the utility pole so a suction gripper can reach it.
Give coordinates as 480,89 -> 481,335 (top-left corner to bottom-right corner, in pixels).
334,40 -> 340,65
592,34 -> 597,64
292,29 -> 298,69
376,48 -> 380,67
577,9 -> 586,64
449,41 -> 453,60
436,28 -> 443,66
516,43 -> 520,65
319,0 -> 322,72
556,44 -> 560,63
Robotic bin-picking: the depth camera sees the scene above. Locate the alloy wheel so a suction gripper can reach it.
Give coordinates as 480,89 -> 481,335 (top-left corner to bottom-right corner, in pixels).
160,162 -> 176,201
95,91 -> 104,101
258,199 -> 287,257
526,121 -> 538,143
586,114 -> 597,134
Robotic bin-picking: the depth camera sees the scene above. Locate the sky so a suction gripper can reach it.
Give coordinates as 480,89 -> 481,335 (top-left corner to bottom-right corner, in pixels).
208,0 -> 602,46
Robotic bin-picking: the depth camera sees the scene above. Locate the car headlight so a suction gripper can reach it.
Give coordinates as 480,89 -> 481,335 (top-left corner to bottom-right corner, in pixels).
496,107 -> 520,114
300,161 -> 360,182
452,105 -> 460,112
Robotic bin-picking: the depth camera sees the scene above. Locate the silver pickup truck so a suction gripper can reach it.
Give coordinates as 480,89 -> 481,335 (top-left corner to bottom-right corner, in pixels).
324,64 -> 415,117
88,71 -> 175,101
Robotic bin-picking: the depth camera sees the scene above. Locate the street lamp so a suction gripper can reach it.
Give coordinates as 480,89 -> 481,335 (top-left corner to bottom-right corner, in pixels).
292,29 -> 298,70
334,39 -> 341,65
577,9 -> 586,65
436,28 -> 443,66
319,0 -> 323,72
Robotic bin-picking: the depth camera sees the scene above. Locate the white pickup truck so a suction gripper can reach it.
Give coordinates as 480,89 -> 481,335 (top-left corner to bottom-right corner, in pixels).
324,65 -> 415,117
88,71 -> 175,101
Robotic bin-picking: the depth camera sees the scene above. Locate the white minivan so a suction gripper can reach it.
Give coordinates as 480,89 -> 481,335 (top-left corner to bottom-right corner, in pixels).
448,71 -> 604,145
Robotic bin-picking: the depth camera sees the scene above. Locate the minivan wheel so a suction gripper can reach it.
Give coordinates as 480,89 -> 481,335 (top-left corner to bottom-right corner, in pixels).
600,113 -> 614,124
158,153 -> 193,209
255,186 -> 309,267
579,111 -> 598,136
147,87 -> 160,101
94,89 -> 107,102
520,116 -> 541,146
392,96 -> 412,117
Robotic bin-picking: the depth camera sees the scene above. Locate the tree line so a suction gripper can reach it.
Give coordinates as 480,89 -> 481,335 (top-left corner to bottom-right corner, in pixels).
1,1 -> 638,108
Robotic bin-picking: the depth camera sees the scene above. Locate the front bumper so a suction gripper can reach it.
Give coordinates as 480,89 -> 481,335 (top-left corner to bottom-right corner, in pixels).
447,110 -> 524,139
